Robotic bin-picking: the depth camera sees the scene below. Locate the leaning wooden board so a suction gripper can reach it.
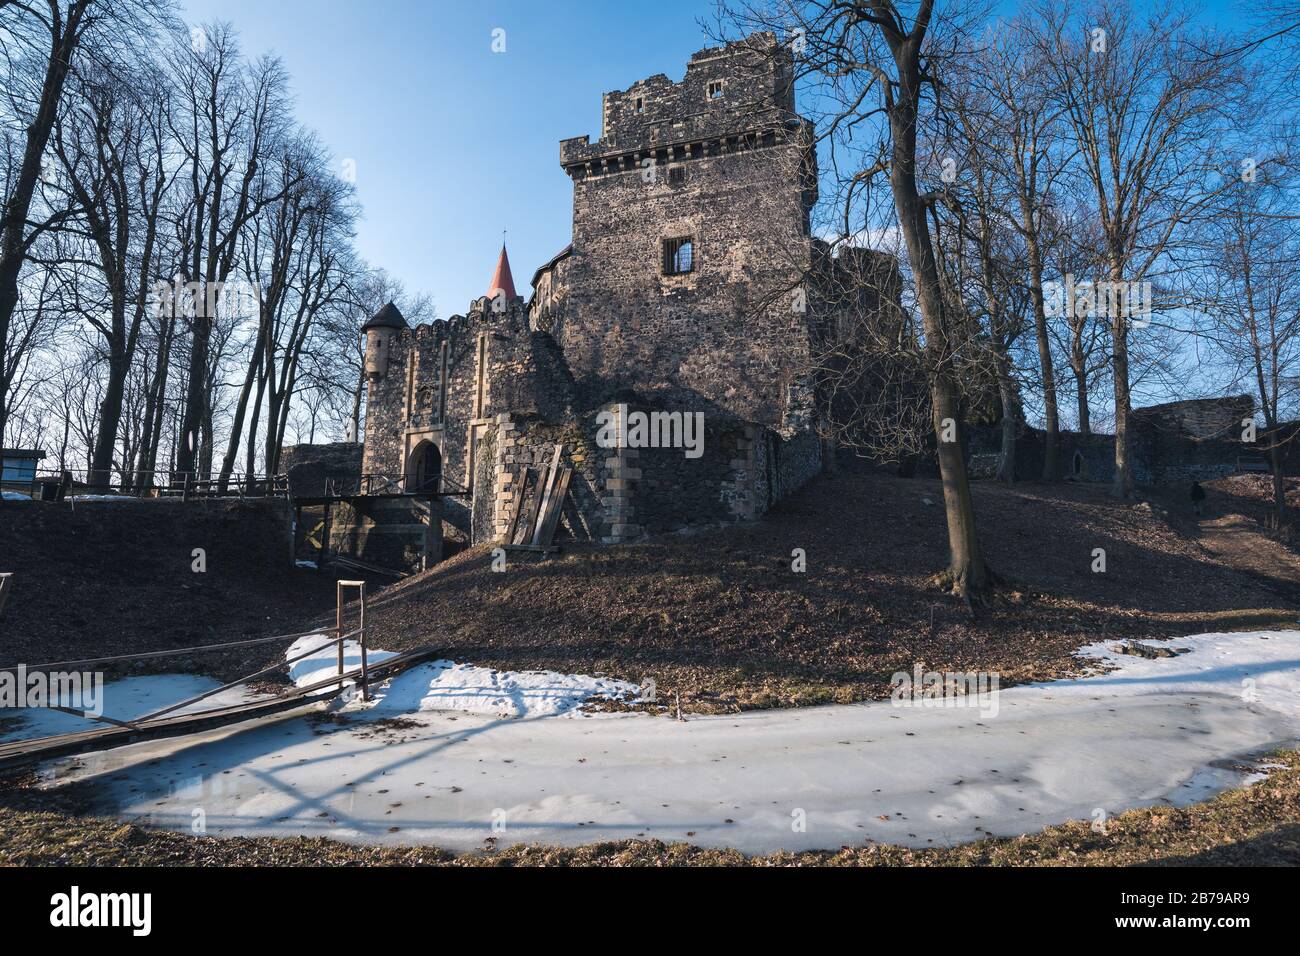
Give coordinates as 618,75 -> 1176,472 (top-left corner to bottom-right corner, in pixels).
504,468 -> 531,545
533,467 -> 573,548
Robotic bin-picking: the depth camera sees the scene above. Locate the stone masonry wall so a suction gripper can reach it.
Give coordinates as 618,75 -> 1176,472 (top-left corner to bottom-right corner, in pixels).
553,34 -> 818,434
360,34 -> 842,559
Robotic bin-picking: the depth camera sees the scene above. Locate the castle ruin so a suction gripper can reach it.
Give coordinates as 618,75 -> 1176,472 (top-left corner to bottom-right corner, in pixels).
360,34 -> 869,558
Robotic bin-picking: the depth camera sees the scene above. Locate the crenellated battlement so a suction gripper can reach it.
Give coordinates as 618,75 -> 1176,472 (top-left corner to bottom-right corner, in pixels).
560,33 -> 801,177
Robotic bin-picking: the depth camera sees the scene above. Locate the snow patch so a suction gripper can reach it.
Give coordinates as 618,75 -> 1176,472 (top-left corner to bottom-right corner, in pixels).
284,635 -> 639,718
1063,630 -> 1300,720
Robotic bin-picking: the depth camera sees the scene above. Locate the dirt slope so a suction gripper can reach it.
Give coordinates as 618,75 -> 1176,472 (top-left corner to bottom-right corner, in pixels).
3,473 -> 1295,709
339,470 -> 1300,711
0,498 -> 335,679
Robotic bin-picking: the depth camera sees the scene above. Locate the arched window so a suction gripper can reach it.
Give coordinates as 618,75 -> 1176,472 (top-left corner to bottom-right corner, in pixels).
407,440 -> 442,493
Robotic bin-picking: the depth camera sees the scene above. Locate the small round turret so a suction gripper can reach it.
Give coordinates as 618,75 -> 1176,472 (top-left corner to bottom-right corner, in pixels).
362,301 -> 408,378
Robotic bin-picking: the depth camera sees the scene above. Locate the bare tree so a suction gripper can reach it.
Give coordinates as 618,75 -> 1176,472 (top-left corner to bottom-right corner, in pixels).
1036,0 -> 1246,497
0,0 -> 93,444
169,23 -> 299,479
719,0 -> 995,599
1191,157 -> 1300,527
968,19 -> 1076,479
216,134 -> 325,487
51,60 -> 176,487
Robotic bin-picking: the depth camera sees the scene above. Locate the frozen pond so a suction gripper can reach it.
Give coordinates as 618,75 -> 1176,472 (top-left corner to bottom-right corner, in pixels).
20,630 -> 1300,854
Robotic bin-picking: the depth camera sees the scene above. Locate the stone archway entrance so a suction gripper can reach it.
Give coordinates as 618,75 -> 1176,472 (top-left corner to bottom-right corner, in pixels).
406,440 -> 442,493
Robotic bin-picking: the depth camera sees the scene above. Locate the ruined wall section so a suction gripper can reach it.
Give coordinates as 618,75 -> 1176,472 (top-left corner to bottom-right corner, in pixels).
364,299 -> 584,538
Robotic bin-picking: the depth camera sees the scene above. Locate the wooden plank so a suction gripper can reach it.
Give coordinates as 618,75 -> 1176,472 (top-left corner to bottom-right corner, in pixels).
533,467 -> 572,548
0,574 -> 11,617
520,465 -> 550,545
530,446 -> 563,544
0,646 -> 439,771
318,501 -> 333,572
504,467 -> 531,545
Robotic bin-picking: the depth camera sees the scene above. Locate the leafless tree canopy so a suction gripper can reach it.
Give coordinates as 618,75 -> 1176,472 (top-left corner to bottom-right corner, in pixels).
0,4 -> 431,490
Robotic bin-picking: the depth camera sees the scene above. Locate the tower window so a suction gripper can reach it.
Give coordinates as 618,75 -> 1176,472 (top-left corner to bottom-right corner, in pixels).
668,166 -> 686,186
708,81 -> 724,99
634,96 -> 645,114
663,237 -> 694,275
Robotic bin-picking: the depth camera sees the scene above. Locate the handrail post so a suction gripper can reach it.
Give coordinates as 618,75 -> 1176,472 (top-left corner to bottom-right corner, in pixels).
335,580 -> 345,690
335,580 -> 369,700
358,581 -> 369,701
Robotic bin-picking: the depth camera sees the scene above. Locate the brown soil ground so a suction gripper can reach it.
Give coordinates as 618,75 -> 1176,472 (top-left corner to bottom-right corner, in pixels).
288,470 -> 1300,712
0,498 -> 337,681
2,473 -> 1296,711
3,748 -> 1297,866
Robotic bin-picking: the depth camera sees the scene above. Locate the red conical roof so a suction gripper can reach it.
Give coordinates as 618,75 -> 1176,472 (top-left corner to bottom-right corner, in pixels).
487,244 -> 518,302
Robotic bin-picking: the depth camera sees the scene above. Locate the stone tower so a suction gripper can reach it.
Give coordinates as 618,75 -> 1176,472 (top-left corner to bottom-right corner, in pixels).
538,32 -> 819,434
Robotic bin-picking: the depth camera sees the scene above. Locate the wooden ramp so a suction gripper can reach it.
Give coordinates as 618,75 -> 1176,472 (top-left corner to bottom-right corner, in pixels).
0,646 -> 438,772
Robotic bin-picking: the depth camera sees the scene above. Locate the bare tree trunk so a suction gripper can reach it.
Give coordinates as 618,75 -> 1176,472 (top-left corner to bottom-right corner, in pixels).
994,354 -> 1019,483
90,334 -> 128,489
136,312 -> 175,490
1074,364 -> 1091,434
0,2 -> 91,438
218,328 -> 268,488
1271,444 -> 1286,530
245,365 -> 267,478
1110,262 -> 1134,498
869,2 -> 989,598
1025,232 -> 1059,480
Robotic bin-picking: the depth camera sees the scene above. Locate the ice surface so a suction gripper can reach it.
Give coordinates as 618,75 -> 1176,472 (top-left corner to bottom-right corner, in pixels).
26,630 -> 1300,853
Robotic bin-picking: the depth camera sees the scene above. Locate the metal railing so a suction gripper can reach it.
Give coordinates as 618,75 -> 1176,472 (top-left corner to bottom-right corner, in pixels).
0,584 -> 370,731
3,468 -> 289,501
321,473 -> 470,498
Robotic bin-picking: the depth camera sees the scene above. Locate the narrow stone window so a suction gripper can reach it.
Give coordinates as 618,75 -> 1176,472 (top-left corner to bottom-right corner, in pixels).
708,80 -> 724,99
634,96 -> 645,114
663,236 -> 694,275
668,166 -> 686,186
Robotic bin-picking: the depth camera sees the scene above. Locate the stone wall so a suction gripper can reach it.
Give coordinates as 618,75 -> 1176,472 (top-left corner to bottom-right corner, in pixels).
551,33 -> 818,435
485,414 -> 604,544
1132,396 -> 1254,441
363,299 -> 581,537
281,442 -> 363,497
323,496 -> 443,573
965,396 -> 1258,486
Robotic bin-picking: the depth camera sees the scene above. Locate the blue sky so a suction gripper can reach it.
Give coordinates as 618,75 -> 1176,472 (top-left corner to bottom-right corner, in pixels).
178,0 -> 1248,326
179,0 -> 723,317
